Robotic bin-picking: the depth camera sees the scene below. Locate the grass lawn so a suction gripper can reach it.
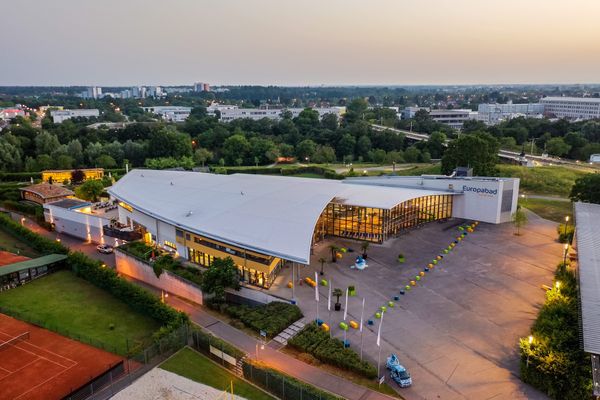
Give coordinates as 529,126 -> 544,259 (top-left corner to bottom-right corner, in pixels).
0,270 -> 160,355
520,198 -> 573,223
161,347 -> 275,400
0,228 -> 40,258
497,165 -> 589,197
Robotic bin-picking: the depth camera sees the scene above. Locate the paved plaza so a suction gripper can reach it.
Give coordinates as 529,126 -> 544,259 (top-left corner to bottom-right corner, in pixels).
270,213 -> 560,399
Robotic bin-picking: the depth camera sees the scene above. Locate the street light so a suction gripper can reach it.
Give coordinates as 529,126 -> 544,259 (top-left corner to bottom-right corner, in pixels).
564,215 -> 570,243
563,243 -> 569,265
527,335 -> 534,367
555,281 -> 561,291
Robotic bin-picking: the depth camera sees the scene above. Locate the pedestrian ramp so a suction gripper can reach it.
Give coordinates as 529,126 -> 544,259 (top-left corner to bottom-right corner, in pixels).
272,319 -> 306,346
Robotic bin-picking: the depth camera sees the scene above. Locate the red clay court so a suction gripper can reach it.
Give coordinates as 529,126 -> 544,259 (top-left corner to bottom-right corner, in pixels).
0,251 -> 30,267
0,313 -> 124,400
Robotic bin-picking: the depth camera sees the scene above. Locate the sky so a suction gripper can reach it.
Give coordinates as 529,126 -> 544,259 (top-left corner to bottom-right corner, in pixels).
2,0 -> 600,86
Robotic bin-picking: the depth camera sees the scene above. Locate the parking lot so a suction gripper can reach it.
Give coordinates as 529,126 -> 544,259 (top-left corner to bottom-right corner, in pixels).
270,213 -> 559,399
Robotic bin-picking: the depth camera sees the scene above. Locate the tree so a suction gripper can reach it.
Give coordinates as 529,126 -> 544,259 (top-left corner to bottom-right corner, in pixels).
95,155 -> 117,169
296,139 -> 317,161
404,146 -> 421,163
570,174 -> 600,204
512,205 -> 528,236
312,145 -> 336,164
360,241 -> 370,259
329,245 -> 340,263
55,154 -> 74,169
427,132 -> 447,159
71,169 -> 85,184
545,137 -> 571,157
67,139 -> 84,165
200,257 -> 240,302
356,135 -> 372,157
333,288 -> 343,311
337,134 -> 356,158
441,132 -> 499,176
318,257 -> 327,275
75,180 -> 104,202
35,131 -> 60,156
194,148 -> 213,167
147,127 -> 193,159
222,134 -> 250,165
0,137 -> 23,172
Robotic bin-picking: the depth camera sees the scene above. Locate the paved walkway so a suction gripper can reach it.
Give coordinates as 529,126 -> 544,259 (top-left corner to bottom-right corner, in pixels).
166,295 -> 394,400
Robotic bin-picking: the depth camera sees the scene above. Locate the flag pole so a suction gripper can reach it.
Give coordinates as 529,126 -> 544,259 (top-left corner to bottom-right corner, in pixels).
327,278 -> 332,338
377,310 -> 384,380
360,297 -> 365,360
343,287 -> 349,345
314,271 -> 319,323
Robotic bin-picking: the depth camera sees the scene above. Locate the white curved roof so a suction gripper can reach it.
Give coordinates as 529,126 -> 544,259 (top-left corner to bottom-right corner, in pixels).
109,169 -> 452,264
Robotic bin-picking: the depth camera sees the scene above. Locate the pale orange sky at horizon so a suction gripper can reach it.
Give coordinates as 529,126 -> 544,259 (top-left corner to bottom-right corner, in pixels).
2,0 -> 599,86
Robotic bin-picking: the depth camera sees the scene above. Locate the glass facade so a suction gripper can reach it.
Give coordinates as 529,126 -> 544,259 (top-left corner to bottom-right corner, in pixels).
314,194 -> 453,243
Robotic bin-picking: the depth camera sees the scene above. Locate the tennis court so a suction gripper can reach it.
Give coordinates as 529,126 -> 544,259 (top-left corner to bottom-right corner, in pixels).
0,313 -> 124,400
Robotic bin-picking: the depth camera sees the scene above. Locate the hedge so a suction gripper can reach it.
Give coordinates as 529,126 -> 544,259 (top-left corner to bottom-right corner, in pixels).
519,262 -> 592,399
0,171 -> 41,182
288,323 -> 377,379
220,301 -> 303,338
0,213 -> 67,254
68,252 -> 189,341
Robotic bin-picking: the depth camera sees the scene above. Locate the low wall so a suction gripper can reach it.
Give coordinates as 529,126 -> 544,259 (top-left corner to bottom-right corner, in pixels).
226,285 -> 291,306
115,250 -> 203,305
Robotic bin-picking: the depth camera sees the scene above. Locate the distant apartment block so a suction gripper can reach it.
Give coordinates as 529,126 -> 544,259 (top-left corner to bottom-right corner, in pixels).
219,106 -> 346,122
540,97 -> 600,120
194,82 -> 210,92
476,102 -> 545,125
206,103 -> 238,116
142,106 -> 191,122
50,109 -> 99,123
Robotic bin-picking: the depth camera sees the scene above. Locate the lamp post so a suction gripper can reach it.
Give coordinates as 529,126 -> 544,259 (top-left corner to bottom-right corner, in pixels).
555,281 -> 561,292
564,215 -> 570,243
527,335 -> 534,367
563,243 -> 569,265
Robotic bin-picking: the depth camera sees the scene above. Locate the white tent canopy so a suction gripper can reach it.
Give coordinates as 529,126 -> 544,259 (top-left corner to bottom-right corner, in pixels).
109,170 -> 453,264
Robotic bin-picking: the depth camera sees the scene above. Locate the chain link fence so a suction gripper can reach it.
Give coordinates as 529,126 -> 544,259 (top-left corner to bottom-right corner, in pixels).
242,361 -> 342,400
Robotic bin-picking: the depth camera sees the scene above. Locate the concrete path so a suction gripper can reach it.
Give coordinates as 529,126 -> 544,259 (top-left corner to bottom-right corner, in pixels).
165,295 -> 395,400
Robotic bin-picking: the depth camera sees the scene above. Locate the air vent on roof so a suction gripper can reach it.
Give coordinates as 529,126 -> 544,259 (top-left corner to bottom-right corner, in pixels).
241,191 -> 245,196
186,211 -> 193,217
170,182 -> 174,186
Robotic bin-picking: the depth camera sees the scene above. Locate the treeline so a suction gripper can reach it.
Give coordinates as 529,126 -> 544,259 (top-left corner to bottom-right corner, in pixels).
0,99 -> 440,172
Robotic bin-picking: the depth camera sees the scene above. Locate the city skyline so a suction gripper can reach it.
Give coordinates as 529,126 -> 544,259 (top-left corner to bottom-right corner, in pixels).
2,0 -> 600,86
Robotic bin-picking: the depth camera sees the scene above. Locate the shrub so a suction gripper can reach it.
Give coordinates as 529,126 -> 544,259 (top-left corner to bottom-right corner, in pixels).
519,262 -> 592,399
288,323 -> 377,378
0,213 -> 67,254
557,224 -> 575,244
224,301 -> 302,338
298,352 -> 321,366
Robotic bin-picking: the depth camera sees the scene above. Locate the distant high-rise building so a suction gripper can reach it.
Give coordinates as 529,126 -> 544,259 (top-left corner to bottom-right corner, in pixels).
194,82 -> 210,92
82,86 -> 103,99
148,86 -> 163,98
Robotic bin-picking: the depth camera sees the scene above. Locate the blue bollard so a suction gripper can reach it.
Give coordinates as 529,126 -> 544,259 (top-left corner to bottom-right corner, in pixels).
394,296 -> 400,301
367,319 -> 374,326
344,340 -> 351,348
424,267 -> 429,272
400,289 -> 405,295
316,318 -> 324,326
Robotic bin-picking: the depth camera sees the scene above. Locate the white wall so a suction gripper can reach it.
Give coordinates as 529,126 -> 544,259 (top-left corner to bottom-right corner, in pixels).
44,205 -> 107,243
115,250 -> 203,305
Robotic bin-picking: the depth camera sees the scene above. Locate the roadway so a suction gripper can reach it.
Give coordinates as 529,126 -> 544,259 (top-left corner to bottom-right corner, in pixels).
371,124 -> 600,170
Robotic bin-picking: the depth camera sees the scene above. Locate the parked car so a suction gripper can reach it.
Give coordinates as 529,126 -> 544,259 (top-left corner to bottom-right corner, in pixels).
386,354 -> 412,387
96,244 -> 114,254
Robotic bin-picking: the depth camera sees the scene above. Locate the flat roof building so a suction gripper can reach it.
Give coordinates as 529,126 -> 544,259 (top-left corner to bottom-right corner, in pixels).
142,106 -> 191,122
42,168 -> 104,184
540,97 -> 600,120
50,109 -> 99,123
109,170 -> 518,289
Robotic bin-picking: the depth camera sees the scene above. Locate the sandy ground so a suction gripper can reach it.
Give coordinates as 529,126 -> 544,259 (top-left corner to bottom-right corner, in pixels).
111,368 -> 248,400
